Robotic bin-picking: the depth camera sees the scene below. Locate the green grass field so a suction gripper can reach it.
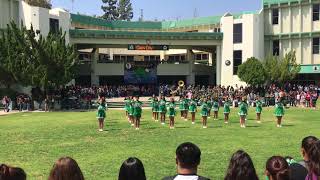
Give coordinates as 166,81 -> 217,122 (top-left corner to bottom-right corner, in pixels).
0,106 -> 319,180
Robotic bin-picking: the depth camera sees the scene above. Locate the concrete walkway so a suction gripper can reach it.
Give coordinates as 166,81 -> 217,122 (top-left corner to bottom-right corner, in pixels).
0,110 -> 20,116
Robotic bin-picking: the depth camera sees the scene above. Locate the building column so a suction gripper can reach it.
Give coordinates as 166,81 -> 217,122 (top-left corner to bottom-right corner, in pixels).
91,48 -> 100,86
186,49 -> 195,85
216,45 -> 222,85
109,48 -> 114,61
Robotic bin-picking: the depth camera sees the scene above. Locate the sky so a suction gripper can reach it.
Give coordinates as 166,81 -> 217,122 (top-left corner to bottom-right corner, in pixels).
51,0 -> 262,21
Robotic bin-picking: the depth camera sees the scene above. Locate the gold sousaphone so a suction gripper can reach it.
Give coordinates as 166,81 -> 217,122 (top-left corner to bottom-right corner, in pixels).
170,80 -> 185,95
178,80 -> 184,87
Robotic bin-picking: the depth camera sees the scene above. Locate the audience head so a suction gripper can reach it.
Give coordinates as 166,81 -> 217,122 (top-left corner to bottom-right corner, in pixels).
175,142 -> 201,172
0,164 -> 26,180
118,157 -> 146,180
307,140 -> 320,177
301,136 -> 319,161
265,156 -> 290,180
48,157 -> 84,180
224,150 -> 259,180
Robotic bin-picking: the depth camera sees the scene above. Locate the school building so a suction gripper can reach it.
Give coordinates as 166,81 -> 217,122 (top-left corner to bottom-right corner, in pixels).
1,0 -> 320,86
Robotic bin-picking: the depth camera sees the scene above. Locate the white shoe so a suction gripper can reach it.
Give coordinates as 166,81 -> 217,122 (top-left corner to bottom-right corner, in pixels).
257,121 -> 261,123
161,122 -> 165,125
184,119 -> 188,121
131,124 -> 134,126
225,121 -> 229,124
192,122 -> 195,124
203,126 -> 207,129
135,128 -> 139,130
99,129 -> 103,132
208,117 -> 211,119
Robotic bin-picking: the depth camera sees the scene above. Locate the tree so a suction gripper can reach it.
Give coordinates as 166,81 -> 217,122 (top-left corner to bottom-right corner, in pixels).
101,0 -> 119,20
118,0 -> 133,21
264,51 -> 300,85
0,21 -> 78,94
24,0 -> 52,9
237,57 -> 266,86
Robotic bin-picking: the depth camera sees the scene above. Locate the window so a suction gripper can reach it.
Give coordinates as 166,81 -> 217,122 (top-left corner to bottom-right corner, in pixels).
273,40 -> 280,56
313,4 -> 320,21
202,54 -> 208,60
233,50 -> 242,75
233,23 -> 242,43
272,9 -> 279,25
313,37 -> 320,54
196,54 -> 202,60
49,18 -> 59,33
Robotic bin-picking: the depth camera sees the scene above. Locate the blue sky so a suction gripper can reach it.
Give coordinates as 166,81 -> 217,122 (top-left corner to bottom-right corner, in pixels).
52,0 -> 262,21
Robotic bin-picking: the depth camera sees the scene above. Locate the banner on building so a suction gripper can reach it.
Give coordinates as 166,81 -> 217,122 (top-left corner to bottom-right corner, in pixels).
124,62 -> 157,84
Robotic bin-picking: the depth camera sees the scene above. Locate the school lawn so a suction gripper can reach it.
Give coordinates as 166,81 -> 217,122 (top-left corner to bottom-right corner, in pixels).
0,106 -> 319,180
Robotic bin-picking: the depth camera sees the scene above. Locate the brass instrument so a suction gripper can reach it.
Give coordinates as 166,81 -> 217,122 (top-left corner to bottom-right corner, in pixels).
178,80 -> 184,87
170,80 -> 185,95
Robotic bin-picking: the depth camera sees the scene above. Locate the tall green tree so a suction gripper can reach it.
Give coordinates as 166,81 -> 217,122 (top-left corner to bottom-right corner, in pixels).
237,57 -> 266,86
264,51 -> 300,85
118,0 -> 133,21
0,21 -> 78,93
101,0 -> 119,20
24,0 -> 52,9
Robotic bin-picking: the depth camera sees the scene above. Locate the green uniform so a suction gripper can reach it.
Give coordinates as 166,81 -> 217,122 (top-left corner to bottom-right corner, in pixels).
207,101 -> 212,110
128,102 -> 134,116
188,99 -> 197,113
133,100 -> 143,118
179,99 -> 186,111
256,100 -> 263,113
274,102 -> 284,117
124,99 -> 131,112
96,104 -> 107,119
184,99 -> 190,111
167,102 -> 176,117
200,102 -> 209,117
159,99 -> 167,113
238,101 -> 248,116
223,101 -> 231,114
212,101 -> 219,112
152,100 -> 159,113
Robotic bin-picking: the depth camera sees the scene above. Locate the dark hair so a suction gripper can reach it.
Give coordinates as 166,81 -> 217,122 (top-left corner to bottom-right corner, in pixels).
307,140 -> 320,177
176,142 -> 201,169
0,164 -> 26,180
118,157 -> 146,180
48,157 -> 84,180
266,156 -> 290,180
302,136 -> 318,152
224,150 -> 259,180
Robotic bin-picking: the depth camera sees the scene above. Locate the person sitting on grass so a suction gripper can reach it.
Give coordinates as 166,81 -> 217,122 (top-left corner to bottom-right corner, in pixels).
162,142 -> 210,180
265,156 -> 290,180
48,157 -> 84,180
0,164 -> 26,180
305,140 -> 320,180
224,150 -> 259,180
118,157 -> 146,180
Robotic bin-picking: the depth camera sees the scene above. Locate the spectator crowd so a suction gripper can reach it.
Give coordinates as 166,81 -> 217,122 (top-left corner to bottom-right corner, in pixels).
1,83 -> 319,112
1,136 -> 319,180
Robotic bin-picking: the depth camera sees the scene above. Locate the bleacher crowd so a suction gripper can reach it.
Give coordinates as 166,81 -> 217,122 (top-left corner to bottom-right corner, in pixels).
1,136 -> 319,180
